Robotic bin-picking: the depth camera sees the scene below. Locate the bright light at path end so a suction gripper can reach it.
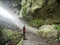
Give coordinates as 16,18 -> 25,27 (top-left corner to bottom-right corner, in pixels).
0,6 -> 14,20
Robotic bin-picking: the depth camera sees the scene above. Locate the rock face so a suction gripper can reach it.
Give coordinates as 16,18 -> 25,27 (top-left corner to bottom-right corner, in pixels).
20,0 -> 60,27
21,0 -> 57,17
21,0 -> 56,13
37,25 -> 57,38
21,0 -> 45,11
21,0 -> 45,17
1,0 -> 60,27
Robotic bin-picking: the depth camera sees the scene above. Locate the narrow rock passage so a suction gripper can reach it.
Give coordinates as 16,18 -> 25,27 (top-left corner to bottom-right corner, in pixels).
23,31 -> 49,45
0,5 -> 49,45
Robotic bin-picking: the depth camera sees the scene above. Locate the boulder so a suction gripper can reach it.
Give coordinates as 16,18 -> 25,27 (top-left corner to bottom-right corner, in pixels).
37,25 -> 58,38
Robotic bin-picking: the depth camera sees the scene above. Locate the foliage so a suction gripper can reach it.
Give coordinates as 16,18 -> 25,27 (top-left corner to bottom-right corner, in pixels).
52,25 -> 60,41
0,26 -> 7,45
0,26 -> 22,45
4,29 -> 22,42
54,25 -> 60,31
54,24 -> 60,41
17,39 -> 23,45
29,18 -> 44,28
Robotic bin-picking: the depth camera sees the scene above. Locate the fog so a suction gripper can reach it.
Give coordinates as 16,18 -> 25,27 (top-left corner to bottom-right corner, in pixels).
0,6 -> 24,30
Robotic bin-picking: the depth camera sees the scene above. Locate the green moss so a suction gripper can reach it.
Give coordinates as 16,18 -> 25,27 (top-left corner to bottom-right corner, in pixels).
54,25 -> 60,41
4,29 -> 21,40
17,39 -> 23,45
0,26 -> 22,44
29,18 -> 44,28
0,26 -> 8,44
54,25 -> 60,31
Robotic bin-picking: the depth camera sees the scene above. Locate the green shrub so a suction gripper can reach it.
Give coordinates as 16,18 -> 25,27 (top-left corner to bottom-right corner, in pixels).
54,25 -> 60,31
54,25 -> 60,41
29,18 -> 44,28
0,26 -> 7,45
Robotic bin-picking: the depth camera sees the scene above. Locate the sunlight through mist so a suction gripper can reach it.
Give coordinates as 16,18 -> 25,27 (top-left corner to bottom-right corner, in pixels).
0,6 -> 15,20
0,6 -> 24,30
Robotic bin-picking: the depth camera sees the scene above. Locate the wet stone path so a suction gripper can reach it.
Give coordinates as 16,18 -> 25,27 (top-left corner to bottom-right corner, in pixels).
23,32 -> 49,45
